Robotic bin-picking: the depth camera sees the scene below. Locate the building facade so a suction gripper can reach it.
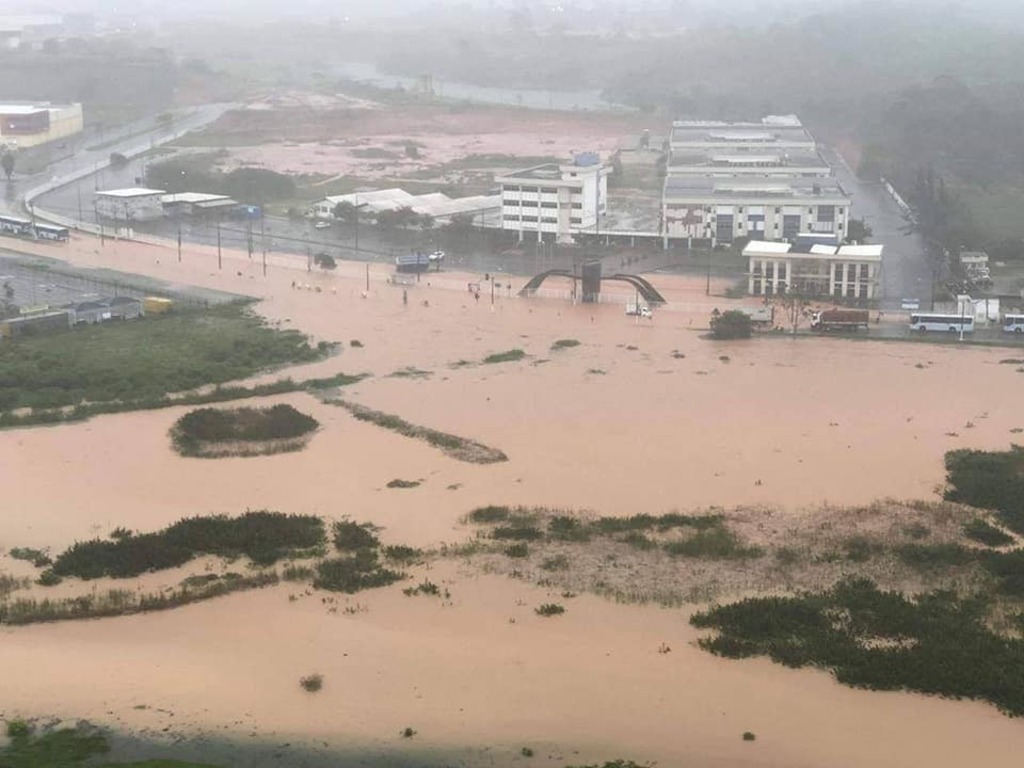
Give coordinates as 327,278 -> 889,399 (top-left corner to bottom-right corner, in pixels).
0,102 -> 83,148
662,177 -> 851,246
744,241 -> 882,300
669,116 -> 816,156
95,188 -> 166,222
498,154 -> 609,243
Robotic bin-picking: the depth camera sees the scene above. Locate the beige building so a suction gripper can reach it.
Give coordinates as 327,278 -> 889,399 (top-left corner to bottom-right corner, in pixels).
0,102 -> 83,148
498,154 -> 609,243
744,241 -> 883,300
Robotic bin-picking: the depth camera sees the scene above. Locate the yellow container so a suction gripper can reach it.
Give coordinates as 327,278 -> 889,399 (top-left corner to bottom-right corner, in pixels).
143,296 -> 173,314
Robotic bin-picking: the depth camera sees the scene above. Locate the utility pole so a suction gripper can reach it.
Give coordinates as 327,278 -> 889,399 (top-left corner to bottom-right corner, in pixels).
247,217 -> 253,259
77,186 -> 83,224
706,248 -> 712,296
177,220 -> 182,262
260,210 -> 267,267
365,262 -> 369,293
217,219 -> 222,270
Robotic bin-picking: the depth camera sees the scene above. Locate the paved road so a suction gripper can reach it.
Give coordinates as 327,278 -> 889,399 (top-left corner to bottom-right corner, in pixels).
1,104 -> 234,219
820,145 -> 931,308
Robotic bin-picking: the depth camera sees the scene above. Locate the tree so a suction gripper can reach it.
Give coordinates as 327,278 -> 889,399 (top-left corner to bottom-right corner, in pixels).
376,206 -> 420,230
846,218 -> 873,244
332,202 -> 360,225
1,152 -> 15,180
709,309 -> 753,339
314,252 -> 336,270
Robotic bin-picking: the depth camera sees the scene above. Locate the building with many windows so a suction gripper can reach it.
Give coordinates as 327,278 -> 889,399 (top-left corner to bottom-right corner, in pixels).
662,176 -> 851,247
744,240 -> 882,300
498,153 -> 609,243
95,188 -> 166,222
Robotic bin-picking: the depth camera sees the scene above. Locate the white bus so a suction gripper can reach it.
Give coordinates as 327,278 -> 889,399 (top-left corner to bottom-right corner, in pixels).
1003,314 -> 1024,333
909,313 -> 975,333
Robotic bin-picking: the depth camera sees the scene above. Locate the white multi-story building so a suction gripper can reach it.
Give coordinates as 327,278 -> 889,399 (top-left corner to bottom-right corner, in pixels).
662,177 -> 851,247
498,154 -> 609,243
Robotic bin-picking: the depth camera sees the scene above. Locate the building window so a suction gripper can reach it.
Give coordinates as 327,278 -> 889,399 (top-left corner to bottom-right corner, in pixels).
504,185 -> 520,192
522,215 -> 538,223
775,207 -> 781,214
572,202 -> 582,209
521,200 -> 537,207
570,217 -> 582,224
540,187 -> 557,194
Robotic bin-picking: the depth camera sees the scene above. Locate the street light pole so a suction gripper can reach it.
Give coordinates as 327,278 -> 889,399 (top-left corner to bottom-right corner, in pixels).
217,219 -> 222,270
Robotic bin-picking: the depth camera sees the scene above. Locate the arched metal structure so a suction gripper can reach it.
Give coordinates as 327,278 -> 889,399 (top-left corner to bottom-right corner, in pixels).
518,269 -> 667,305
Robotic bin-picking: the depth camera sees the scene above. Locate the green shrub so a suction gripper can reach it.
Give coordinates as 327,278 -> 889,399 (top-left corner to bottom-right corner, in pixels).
535,603 -> 566,617
482,349 -> 526,364
8,547 -> 51,568
492,524 -> 543,541
664,527 -> 763,560
35,569 -> 62,586
710,310 -> 753,340
313,551 -> 405,593
468,505 -> 511,524
843,536 -> 882,563
383,545 -> 422,563
540,555 -> 570,571
50,511 -> 325,579
171,403 -> 319,456
386,478 -> 421,489
548,515 -> 590,541
550,339 -> 581,351
964,519 -> 1015,547
742,732 -> 756,742
505,543 -> 530,558
691,577 -> 1024,716
282,564 -> 315,582
300,673 -> 323,692
333,521 -> 379,552
403,579 -> 441,597
944,447 -> 1024,534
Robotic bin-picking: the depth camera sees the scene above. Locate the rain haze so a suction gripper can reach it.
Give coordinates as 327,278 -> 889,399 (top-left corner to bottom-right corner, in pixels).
3,1 -> 1024,767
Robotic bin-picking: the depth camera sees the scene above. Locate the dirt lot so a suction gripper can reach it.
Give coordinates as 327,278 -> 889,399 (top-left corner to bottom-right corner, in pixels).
176,92 -> 661,183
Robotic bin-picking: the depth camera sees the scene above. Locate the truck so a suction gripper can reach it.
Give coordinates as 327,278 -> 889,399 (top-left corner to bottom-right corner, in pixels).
810,308 -> 870,332
395,250 -> 444,274
625,302 -> 652,318
738,307 -> 774,326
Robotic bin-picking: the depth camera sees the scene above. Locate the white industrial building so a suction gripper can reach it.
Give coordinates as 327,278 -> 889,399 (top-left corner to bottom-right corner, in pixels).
744,240 -> 883,300
670,115 -> 816,155
311,188 -> 500,225
498,153 -> 609,243
667,147 -> 832,178
95,188 -> 166,222
662,176 -> 851,246
0,102 -> 83,149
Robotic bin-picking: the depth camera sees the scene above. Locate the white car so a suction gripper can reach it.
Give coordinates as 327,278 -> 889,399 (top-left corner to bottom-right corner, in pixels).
314,221 -> 331,230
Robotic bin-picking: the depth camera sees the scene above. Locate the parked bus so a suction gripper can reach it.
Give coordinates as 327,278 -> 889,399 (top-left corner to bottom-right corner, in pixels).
909,313 -> 975,333
34,223 -> 69,242
1003,313 -> 1024,334
0,214 -> 34,236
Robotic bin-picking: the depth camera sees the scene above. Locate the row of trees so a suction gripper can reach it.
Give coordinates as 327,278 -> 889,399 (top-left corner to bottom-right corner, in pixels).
331,201 -> 441,231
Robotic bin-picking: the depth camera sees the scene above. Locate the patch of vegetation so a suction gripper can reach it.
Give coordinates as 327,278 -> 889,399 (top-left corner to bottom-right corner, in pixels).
401,727 -> 416,739
403,579 -> 441,596
586,368 -> 607,375
468,505 -> 512,524
333,521 -> 379,552
1,720 -> 109,768
842,535 -> 883,563
550,338 -> 581,351
492,524 -> 544,541
350,339 -> 364,348
535,603 -> 566,617
482,348 -> 526,364
0,572 -> 31,598
505,543 -> 530,558
299,673 -> 323,692
383,545 -> 423,563
521,747 -> 534,757
0,302 -> 331,415
50,511 -> 325,579
388,367 -> 432,379
709,310 -> 753,340
964,519 -> 1015,548
1,572 -> 279,626
563,762 -> 653,768
323,399 -> 508,464
982,549 -> 1024,596
281,563 -> 315,582
663,527 -> 763,560
540,555 -> 570,571
8,547 -> 51,567
313,550 -> 405,593
944,447 -> 1024,534
895,543 -> 976,571
742,732 -> 756,742
691,577 -> 1024,716
170,404 -> 319,458
386,478 -> 421,489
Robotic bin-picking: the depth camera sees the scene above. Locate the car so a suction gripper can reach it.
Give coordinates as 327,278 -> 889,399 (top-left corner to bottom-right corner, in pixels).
314,221 -> 331,230
428,250 -> 445,262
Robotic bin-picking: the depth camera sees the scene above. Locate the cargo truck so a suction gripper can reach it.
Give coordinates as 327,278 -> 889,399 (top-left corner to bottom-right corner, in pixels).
810,309 -> 870,332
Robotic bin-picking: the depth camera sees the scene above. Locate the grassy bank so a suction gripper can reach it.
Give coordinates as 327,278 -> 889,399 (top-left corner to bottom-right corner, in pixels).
0,301 -> 333,414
